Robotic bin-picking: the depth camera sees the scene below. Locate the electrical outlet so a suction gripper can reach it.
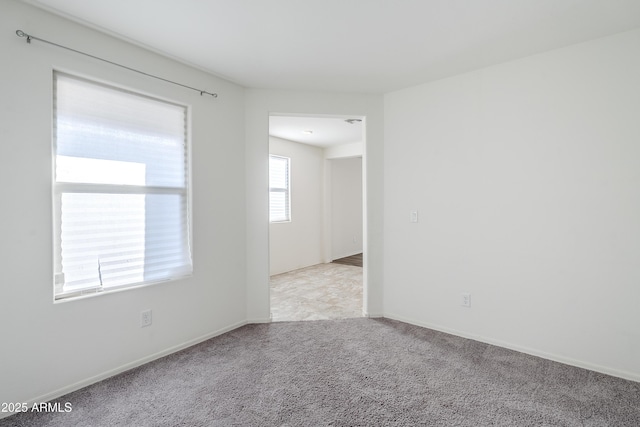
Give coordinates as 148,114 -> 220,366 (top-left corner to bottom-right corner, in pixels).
140,309 -> 152,327
461,293 -> 471,308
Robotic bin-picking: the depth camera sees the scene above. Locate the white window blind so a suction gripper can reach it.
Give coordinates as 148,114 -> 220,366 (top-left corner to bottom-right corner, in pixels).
53,72 -> 192,300
269,155 -> 290,222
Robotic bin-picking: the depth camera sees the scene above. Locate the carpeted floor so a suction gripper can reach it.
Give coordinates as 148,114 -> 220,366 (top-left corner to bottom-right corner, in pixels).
2,318 -> 639,426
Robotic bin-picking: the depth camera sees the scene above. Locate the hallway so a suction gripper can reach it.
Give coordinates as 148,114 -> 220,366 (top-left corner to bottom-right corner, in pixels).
270,262 -> 363,321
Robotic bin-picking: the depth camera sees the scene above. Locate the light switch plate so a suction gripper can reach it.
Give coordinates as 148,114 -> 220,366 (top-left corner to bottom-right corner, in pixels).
461,293 -> 471,307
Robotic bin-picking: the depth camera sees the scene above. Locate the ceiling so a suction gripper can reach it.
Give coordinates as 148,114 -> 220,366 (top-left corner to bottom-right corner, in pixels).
269,116 -> 363,147
23,0 -> 640,94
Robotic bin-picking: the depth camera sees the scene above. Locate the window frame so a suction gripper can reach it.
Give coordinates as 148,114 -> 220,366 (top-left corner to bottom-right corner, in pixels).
52,70 -> 193,302
269,154 -> 291,223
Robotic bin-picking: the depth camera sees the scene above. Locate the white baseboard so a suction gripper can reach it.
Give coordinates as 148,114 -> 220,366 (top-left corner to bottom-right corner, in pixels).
383,312 -> 640,383
0,320 -> 247,420
270,259 -> 325,276
247,317 -> 272,324
363,310 -> 384,318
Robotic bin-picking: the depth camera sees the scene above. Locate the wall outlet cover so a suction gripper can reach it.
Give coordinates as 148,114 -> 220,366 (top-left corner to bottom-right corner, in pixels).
140,309 -> 152,327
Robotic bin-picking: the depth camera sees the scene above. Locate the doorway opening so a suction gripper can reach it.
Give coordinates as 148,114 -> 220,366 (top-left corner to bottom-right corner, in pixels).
268,114 -> 366,321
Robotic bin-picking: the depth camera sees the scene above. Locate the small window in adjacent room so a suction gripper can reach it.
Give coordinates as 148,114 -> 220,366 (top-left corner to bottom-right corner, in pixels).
52,71 -> 192,300
269,155 -> 290,222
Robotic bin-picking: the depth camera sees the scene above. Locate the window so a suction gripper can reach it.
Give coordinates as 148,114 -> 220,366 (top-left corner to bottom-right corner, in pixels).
269,155 -> 290,222
53,72 -> 192,300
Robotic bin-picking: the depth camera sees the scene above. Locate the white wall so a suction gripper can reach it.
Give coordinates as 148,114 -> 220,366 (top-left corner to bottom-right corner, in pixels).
0,0 -> 246,408
269,136 -> 324,275
384,29 -> 640,381
325,141 -> 363,159
9,0 -> 634,410
331,157 -> 363,260
245,90 -> 385,321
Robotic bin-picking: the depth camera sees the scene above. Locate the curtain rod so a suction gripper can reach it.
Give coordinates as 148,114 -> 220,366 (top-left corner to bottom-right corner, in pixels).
15,29 -> 218,98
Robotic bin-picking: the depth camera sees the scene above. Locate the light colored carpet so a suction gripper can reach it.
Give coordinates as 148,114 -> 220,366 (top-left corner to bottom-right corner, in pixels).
270,263 -> 363,321
3,318 -> 639,426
